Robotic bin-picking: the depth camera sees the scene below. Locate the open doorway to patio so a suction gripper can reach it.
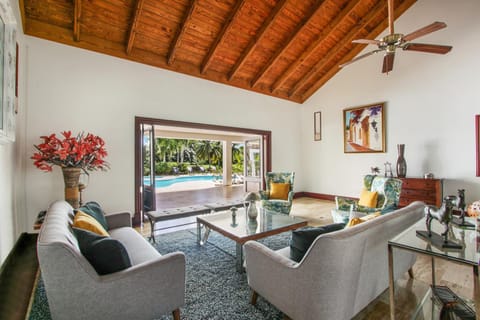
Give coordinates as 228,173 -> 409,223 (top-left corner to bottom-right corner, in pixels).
134,117 -> 271,226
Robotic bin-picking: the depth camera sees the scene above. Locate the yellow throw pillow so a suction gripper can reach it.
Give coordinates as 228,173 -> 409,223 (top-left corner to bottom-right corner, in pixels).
270,182 -> 290,200
358,189 -> 378,208
73,211 -> 109,236
346,212 -> 381,228
346,217 -> 363,228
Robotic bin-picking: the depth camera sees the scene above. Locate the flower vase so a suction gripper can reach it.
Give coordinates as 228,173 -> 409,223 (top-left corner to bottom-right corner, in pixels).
247,201 -> 258,220
62,167 -> 81,209
396,144 -> 407,178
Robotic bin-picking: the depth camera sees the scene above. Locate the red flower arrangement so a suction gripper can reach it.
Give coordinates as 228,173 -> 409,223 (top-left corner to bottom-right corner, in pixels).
32,131 -> 110,172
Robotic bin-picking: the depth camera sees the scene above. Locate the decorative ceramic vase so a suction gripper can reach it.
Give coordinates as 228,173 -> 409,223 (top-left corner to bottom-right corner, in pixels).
62,167 -> 81,209
396,144 -> 407,178
247,219 -> 258,235
247,201 -> 258,220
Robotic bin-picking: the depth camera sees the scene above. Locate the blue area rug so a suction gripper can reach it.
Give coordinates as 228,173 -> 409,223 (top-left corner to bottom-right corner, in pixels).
28,229 -> 291,319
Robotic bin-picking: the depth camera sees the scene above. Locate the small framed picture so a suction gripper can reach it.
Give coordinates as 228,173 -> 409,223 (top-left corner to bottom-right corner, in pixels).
314,111 -> 321,141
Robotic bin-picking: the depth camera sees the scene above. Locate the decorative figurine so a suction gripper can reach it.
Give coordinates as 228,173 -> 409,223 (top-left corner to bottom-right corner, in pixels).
383,162 -> 393,178
416,196 -> 462,249
244,192 -> 260,220
451,189 -> 474,228
230,207 -> 238,227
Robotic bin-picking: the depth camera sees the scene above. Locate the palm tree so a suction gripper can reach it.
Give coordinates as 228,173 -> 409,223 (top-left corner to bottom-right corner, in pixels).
195,140 -> 222,167
232,143 -> 244,164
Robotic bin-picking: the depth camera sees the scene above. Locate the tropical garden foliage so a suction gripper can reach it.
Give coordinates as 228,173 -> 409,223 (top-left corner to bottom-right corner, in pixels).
144,138 -> 244,176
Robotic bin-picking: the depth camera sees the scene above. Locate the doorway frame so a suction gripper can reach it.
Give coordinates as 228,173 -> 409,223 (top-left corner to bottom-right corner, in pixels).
134,116 -> 272,226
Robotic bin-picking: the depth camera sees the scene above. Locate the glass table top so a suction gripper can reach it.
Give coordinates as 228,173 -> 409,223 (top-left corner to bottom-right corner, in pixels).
389,217 -> 480,267
197,207 -> 307,241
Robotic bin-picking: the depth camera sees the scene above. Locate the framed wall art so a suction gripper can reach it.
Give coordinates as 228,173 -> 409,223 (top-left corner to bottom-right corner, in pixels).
343,102 -> 385,153
0,0 -> 16,144
314,111 -> 321,141
476,114 -> 479,177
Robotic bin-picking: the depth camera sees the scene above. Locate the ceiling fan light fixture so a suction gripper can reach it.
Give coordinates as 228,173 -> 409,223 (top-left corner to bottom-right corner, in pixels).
339,0 -> 452,73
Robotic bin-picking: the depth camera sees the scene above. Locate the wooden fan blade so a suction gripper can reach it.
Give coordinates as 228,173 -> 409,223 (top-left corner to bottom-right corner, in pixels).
352,39 -> 382,45
382,53 -> 395,73
339,50 -> 383,68
403,21 -> 447,42
403,43 -> 452,54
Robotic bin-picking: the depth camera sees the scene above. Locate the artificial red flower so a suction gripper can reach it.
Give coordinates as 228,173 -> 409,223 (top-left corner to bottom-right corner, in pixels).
31,131 -> 110,173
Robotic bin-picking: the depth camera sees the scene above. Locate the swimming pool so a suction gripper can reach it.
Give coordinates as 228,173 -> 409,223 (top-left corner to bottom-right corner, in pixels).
143,175 -> 219,188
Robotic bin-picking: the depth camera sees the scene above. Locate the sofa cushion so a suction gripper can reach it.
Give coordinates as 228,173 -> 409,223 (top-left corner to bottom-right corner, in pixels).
358,189 -> 378,208
290,223 -> 345,262
270,183 -> 290,200
77,201 -> 108,230
73,211 -> 109,236
73,228 -> 131,275
109,227 -> 161,265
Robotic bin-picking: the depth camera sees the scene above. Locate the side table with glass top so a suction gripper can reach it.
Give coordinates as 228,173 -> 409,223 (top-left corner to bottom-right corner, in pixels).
388,217 -> 480,320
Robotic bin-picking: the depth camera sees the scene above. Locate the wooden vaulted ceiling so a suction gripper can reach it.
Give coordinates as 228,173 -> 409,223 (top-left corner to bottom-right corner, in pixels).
20,0 -> 416,103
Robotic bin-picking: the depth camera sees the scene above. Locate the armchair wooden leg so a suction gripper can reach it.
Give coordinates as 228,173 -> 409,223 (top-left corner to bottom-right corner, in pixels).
408,267 -> 414,279
172,308 -> 180,320
251,290 -> 258,305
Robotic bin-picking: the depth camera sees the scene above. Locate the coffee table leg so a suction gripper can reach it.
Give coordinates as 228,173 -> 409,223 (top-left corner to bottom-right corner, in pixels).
197,223 -> 211,246
388,244 -> 395,320
196,221 -> 201,244
236,242 -> 244,273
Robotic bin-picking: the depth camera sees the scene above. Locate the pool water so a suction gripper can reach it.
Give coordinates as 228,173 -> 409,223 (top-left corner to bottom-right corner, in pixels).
143,175 -> 220,188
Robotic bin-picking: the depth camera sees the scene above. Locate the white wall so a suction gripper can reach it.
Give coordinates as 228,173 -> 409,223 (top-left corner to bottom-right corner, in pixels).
301,0 -> 480,204
22,37 -> 302,227
0,0 -> 27,263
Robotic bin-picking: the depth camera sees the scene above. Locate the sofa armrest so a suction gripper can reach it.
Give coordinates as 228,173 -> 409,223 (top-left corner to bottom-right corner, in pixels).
105,211 -> 132,229
287,191 -> 295,202
259,190 -> 269,200
335,196 -> 357,211
99,252 -> 186,284
244,241 -> 297,270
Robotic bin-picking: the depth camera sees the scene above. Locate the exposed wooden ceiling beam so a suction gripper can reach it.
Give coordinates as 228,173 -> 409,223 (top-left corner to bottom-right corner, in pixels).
201,0 -> 248,75
272,0 -> 363,93
289,1 -> 386,97
126,0 -> 145,55
73,0 -> 82,42
228,0 -> 289,81
250,0 -> 327,88
168,0 -> 198,66
299,0 -> 417,101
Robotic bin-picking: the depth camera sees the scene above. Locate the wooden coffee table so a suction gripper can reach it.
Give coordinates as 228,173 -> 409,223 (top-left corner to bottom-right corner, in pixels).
197,207 -> 307,272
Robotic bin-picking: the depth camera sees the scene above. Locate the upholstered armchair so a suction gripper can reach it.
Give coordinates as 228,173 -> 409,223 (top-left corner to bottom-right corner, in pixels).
331,175 -> 403,224
259,172 -> 295,214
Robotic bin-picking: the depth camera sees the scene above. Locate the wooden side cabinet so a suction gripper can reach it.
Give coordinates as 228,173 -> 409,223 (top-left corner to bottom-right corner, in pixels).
398,178 -> 443,208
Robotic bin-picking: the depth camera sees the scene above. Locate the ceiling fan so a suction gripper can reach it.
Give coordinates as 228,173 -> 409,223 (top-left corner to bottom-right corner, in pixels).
339,0 -> 452,73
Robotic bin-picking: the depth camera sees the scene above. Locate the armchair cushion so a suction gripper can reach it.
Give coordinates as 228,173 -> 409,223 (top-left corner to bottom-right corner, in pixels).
289,223 -> 345,262
73,211 -> 109,236
270,183 -> 290,200
73,228 -> 132,275
358,189 -> 378,208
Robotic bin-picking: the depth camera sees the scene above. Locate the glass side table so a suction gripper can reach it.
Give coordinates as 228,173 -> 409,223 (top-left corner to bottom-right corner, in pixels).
388,217 -> 480,320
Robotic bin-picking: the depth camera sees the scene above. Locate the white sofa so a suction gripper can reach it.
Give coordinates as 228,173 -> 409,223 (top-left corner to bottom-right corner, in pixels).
244,201 -> 425,320
37,200 -> 186,320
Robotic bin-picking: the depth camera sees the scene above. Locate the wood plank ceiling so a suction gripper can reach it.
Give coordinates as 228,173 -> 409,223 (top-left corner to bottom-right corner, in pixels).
20,0 -> 416,103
